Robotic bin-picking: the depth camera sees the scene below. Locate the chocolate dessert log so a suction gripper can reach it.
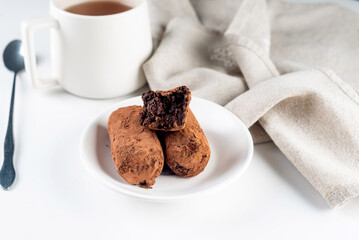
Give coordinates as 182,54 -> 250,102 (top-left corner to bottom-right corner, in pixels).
108,106 -> 164,187
164,109 -> 210,177
140,86 -> 191,131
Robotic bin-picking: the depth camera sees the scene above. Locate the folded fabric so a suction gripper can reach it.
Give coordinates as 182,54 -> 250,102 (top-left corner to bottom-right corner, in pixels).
145,0 -> 359,208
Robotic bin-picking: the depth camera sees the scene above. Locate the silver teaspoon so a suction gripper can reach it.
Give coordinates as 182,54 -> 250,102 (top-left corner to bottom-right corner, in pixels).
0,40 -> 25,190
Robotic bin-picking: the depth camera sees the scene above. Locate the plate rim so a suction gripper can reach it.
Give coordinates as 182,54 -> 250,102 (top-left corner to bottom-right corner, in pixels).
80,96 -> 254,201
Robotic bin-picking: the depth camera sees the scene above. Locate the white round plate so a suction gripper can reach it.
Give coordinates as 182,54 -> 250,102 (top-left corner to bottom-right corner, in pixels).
80,96 -> 253,201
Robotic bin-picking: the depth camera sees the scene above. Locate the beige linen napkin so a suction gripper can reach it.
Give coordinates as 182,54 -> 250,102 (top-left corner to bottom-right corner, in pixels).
144,0 -> 359,208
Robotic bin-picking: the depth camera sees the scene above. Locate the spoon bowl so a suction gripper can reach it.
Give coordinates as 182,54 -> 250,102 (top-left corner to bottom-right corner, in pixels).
3,40 -> 24,73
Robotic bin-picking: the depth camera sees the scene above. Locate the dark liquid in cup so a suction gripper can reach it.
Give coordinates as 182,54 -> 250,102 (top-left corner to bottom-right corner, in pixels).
65,1 -> 132,16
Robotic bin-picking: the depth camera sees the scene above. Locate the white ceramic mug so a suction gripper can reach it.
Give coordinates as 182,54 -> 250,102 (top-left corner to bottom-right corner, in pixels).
21,0 -> 152,99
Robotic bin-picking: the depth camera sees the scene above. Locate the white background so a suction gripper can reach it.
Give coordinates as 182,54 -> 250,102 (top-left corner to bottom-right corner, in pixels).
0,0 -> 358,239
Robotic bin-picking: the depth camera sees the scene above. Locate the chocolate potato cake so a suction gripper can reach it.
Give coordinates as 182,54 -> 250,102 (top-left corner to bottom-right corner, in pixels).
164,109 -> 210,177
140,86 -> 191,131
108,106 -> 164,187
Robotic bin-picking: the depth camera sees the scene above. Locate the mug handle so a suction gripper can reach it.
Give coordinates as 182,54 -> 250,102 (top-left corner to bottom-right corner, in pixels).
21,18 -> 59,88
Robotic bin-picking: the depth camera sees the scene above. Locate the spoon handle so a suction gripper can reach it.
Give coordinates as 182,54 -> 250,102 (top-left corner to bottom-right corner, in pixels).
0,72 -> 17,190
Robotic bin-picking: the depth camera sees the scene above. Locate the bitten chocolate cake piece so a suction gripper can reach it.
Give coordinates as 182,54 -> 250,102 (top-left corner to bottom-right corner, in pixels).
164,109 -> 211,177
140,86 -> 191,131
108,106 -> 164,187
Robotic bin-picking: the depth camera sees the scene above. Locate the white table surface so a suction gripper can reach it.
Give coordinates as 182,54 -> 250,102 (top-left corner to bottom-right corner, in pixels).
1,0 -> 359,239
